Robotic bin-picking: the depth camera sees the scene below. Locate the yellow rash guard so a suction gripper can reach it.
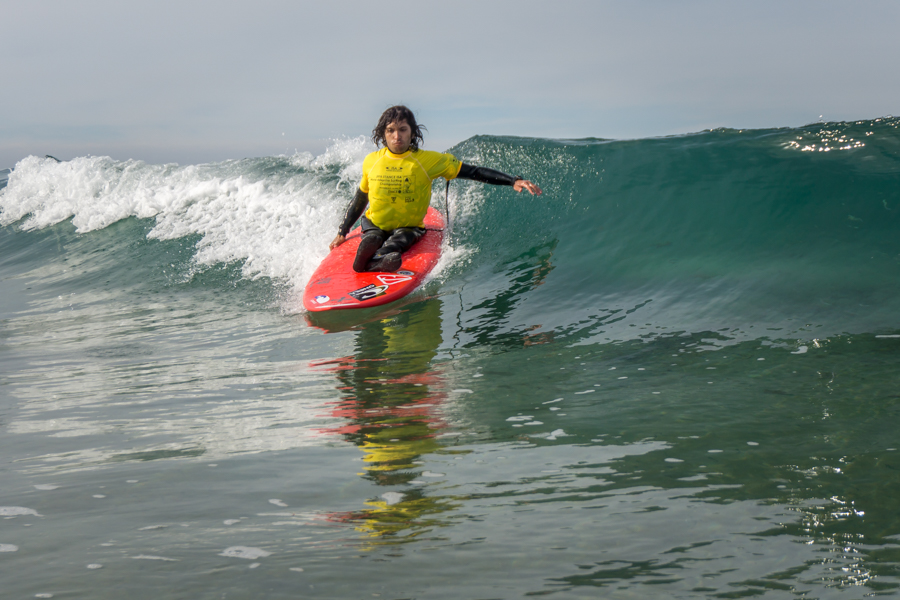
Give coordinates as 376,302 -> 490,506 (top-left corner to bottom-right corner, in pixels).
359,148 -> 462,231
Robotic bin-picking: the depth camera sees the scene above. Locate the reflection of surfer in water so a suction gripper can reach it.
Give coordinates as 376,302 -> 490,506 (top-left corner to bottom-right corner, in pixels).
329,105 -> 543,273
316,299 -> 459,541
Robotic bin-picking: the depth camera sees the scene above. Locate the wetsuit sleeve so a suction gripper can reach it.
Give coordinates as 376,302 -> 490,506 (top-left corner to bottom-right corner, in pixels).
457,163 -> 521,186
338,189 -> 368,236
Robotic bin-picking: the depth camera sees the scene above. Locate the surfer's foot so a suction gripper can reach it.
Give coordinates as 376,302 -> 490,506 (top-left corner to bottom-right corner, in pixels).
353,234 -> 383,272
366,252 -> 402,272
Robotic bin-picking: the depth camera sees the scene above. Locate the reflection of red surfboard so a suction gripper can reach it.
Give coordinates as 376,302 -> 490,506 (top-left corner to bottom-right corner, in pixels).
303,208 -> 444,312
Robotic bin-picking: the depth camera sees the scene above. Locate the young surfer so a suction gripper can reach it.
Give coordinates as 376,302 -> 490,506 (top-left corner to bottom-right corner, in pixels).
329,105 -> 543,272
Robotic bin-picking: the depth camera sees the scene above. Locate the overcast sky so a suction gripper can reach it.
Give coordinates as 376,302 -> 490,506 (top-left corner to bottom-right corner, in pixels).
3,0 -> 898,167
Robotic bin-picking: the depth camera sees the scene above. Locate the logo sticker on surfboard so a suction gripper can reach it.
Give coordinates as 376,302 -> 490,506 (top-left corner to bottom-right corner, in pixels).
348,284 -> 389,302
313,295 -> 330,304
377,273 -> 413,286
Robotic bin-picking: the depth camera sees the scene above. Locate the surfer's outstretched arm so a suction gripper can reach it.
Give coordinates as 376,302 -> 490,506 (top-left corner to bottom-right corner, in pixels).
457,163 -> 542,195
330,189 -> 369,250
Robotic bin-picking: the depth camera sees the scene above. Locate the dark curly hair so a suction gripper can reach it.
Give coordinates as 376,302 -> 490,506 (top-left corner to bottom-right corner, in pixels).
372,105 -> 426,152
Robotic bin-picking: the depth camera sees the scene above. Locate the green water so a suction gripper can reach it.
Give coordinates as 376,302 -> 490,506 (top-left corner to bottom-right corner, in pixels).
1,119 -> 899,598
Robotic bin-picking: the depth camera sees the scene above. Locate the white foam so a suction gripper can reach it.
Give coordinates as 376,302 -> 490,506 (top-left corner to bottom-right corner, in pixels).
2,140 -> 484,308
0,140 -> 372,295
132,555 -> 178,561
220,546 -> 272,560
2,142 -> 490,319
428,240 -> 473,283
34,484 -> 59,490
0,507 -> 41,517
268,499 -> 288,507
0,544 -> 19,552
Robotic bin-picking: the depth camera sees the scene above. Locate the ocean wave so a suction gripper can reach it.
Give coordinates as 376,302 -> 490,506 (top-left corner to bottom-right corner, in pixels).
2,118 -> 898,339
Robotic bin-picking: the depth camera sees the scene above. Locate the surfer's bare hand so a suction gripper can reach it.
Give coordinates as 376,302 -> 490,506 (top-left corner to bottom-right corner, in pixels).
329,234 -> 345,251
514,179 -> 543,196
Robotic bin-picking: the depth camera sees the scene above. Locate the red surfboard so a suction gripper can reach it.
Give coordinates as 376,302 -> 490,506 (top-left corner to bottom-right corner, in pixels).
303,208 -> 444,312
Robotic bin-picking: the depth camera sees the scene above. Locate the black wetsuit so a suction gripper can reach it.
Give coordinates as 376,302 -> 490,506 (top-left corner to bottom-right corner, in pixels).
337,163 -> 520,261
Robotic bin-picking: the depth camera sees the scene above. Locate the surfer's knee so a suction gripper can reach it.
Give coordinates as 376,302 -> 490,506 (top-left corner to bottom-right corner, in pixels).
381,228 -> 423,254
353,233 -> 384,272
361,232 -> 383,244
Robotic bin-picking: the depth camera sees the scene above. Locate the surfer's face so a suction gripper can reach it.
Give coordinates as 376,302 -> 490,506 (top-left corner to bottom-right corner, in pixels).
384,120 -> 413,154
